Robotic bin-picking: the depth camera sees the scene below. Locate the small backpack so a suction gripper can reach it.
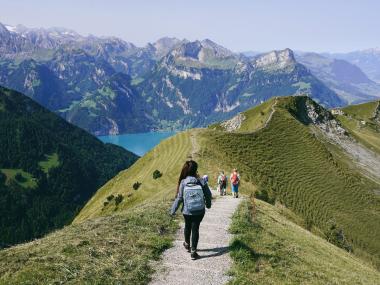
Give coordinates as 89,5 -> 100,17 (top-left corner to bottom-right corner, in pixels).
184,182 -> 205,213
231,173 -> 239,185
219,175 -> 227,188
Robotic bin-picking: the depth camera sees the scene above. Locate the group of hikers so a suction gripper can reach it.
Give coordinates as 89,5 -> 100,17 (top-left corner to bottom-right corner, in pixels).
171,160 -> 240,260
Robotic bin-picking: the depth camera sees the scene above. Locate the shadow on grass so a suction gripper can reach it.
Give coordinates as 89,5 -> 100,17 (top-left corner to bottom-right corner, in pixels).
197,246 -> 230,258
230,239 -> 274,261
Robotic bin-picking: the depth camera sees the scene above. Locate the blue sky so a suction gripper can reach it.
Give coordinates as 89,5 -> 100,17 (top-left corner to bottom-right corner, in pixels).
0,0 -> 379,52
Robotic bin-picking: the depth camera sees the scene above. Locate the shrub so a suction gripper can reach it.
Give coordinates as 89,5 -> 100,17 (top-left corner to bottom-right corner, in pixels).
15,173 -> 26,183
0,172 -> 6,184
153,170 -> 162,179
133,182 -> 141,190
325,220 -> 352,252
115,194 -> 124,206
254,188 -> 275,204
103,201 -> 109,207
106,194 -> 114,201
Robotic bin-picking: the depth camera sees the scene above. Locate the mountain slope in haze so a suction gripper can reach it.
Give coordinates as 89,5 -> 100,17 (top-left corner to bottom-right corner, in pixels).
0,22 -> 345,135
329,48 -> 380,83
296,52 -> 380,104
0,86 -> 138,247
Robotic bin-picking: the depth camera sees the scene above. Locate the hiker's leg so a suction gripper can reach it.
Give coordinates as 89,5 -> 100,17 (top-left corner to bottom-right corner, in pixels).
191,214 -> 204,251
183,215 -> 191,245
232,185 -> 238,197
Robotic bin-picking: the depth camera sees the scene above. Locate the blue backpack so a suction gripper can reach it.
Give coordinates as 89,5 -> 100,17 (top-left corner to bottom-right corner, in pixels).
184,182 -> 205,213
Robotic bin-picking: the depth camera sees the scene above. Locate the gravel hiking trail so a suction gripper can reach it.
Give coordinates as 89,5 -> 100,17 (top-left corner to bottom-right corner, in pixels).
149,191 -> 242,285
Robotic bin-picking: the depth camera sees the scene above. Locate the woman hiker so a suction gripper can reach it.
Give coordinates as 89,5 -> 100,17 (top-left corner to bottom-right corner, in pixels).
230,168 -> 240,198
171,160 -> 212,260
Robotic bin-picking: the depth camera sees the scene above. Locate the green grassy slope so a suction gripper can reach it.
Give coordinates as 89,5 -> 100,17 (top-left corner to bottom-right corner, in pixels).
209,98 -> 275,132
75,131 -> 193,222
342,100 -> 379,120
0,202 -> 177,285
238,99 -> 276,132
0,168 -> 38,188
337,100 -> 380,154
202,96 -> 380,267
229,199 -> 380,285
1,131 -> 194,285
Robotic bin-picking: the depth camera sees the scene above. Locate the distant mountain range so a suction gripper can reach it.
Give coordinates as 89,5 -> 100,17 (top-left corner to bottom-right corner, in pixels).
0,22 -> 379,135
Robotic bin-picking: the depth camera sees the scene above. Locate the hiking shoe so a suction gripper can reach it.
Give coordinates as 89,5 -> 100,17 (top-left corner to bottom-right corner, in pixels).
191,251 -> 200,260
183,242 -> 190,252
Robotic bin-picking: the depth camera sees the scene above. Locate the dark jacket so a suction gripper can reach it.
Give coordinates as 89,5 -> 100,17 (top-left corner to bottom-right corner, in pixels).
171,176 -> 212,215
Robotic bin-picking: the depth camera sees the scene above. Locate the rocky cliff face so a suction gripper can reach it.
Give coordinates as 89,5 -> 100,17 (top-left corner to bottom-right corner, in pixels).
254,48 -> 296,70
374,102 -> 380,123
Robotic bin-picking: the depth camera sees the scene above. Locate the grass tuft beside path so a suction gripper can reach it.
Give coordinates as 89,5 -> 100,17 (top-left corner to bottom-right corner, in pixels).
0,202 -> 177,285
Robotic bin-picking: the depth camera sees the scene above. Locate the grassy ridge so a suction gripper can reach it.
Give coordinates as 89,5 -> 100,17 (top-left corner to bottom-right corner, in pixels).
342,101 -> 379,120
337,100 -> 380,154
238,98 -> 275,132
229,199 -> 380,284
201,96 -> 380,267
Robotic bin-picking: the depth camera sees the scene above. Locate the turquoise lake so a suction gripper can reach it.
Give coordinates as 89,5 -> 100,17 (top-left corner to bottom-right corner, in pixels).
98,131 -> 177,156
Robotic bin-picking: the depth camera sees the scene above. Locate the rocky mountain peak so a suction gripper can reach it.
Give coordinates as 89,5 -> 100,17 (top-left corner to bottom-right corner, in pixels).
254,48 -> 296,69
167,39 -> 236,63
0,22 -> 10,35
154,37 -> 181,49
152,37 -> 183,57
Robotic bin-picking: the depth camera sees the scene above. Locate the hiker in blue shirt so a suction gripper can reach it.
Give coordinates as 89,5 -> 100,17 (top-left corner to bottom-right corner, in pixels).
171,160 -> 212,260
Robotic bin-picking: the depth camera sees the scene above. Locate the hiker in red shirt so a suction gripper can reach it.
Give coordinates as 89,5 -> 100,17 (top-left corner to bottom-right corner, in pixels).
230,168 -> 240,198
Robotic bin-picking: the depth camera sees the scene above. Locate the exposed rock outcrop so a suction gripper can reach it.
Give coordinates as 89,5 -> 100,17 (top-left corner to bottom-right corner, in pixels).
220,113 -> 246,132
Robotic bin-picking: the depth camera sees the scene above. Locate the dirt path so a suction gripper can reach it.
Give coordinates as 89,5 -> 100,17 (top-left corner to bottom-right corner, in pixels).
189,130 -> 200,159
149,191 -> 241,285
265,97 -> 278,128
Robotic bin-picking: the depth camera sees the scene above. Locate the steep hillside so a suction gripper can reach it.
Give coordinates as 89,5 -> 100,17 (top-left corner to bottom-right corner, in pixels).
296,52 -> 380,104
138,47 -> 343,131
0,86 -> 138,247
